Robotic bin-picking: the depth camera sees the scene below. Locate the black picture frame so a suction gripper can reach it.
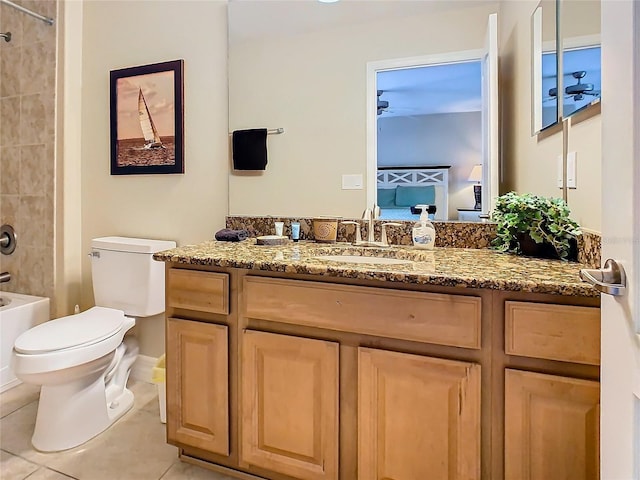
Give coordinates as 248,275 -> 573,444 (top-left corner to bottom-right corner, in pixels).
110,59 -> 184,175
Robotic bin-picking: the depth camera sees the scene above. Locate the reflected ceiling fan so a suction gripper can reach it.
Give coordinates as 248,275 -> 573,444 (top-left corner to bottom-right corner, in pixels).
377,90 -> 389,115
548,71 -> 601,102
376,89 -> 419,116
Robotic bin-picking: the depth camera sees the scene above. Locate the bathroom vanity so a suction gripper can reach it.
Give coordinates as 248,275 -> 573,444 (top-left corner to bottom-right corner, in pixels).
154,241 -> 600,480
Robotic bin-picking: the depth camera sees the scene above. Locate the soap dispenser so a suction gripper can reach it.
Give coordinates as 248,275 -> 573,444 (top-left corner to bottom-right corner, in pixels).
412,204 -> 436,249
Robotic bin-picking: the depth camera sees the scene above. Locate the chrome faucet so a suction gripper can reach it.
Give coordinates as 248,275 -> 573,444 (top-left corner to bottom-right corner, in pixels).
341,206 -> 401,247
363,207 -> 376,243
0,272 -> 11,283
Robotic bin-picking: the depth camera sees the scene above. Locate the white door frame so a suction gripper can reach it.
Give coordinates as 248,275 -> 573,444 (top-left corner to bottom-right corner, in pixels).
365,49 -> 483,211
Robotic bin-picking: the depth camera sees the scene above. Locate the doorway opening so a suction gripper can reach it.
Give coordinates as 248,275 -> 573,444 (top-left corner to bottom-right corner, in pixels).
367,14 -> 498,223
376,60 -> 482,221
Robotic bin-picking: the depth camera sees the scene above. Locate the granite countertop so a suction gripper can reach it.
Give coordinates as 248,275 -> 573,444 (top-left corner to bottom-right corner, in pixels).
154,240 -> 599,298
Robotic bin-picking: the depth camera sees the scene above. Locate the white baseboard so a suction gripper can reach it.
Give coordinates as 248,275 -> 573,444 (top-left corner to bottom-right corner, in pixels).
0,378 -> 22,394
131,354 -> 158,384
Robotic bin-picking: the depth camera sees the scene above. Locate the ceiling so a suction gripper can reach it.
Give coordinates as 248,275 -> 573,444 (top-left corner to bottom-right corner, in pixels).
229,0 -> 495,43
377,60 -> 482,118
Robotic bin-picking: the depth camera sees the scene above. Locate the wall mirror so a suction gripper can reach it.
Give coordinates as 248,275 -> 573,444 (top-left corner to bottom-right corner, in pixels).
559,0 -> 601,119
531,0 -> 559,135
228,0 -> 499,222
532,0 -> 601,135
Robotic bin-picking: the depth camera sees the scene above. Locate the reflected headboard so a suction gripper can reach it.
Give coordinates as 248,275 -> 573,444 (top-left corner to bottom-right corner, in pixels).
377,167 -> 450,220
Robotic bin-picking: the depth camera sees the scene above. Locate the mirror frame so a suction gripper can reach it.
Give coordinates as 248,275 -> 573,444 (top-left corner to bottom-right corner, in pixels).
532,0 -> 601,136
531,0 -> 560,135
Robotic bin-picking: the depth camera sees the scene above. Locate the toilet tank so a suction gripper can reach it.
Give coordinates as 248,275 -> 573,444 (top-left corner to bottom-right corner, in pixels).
90,236 -> 176,317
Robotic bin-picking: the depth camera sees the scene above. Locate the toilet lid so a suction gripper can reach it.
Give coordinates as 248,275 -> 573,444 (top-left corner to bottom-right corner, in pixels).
14,307 -> 127,354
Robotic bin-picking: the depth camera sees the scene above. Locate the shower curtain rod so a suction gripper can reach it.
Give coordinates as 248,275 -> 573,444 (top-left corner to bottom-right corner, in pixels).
0,0 -> 54,26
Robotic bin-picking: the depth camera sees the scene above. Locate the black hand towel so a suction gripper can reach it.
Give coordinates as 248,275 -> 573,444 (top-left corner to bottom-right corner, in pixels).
232,128 -> 268,170
214,229 -> 249,242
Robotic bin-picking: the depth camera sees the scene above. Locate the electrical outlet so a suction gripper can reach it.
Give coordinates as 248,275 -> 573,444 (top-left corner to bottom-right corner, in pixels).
342,174 -> 363,190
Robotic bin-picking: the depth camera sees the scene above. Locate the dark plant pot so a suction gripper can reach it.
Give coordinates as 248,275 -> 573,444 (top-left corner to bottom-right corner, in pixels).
517,233 -> 578,261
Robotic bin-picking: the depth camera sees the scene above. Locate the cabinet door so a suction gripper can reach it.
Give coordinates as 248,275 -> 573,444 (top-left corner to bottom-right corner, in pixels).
505,369 -> 600,480
358,347 -> 481,480
241,330 -> 339,480
166,318 -> 229,456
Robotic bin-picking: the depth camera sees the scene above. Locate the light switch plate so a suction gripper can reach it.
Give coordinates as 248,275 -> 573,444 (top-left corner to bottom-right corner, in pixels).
557,155 -> 564,188
567,151 -> 577,188
342,174 -> 363,190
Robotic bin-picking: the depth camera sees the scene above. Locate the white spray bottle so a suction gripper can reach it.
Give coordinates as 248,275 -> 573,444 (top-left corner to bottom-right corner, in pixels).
412,204 -> 436,249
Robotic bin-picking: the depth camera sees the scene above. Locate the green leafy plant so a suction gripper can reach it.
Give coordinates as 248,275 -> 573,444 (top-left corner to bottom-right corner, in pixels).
491,192 -> 581,261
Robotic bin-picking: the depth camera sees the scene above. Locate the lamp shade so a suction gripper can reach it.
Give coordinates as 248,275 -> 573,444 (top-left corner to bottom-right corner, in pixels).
468,165 -> 482,183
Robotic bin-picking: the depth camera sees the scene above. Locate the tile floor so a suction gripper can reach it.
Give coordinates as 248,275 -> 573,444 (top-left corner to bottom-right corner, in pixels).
0,381 -> 235,480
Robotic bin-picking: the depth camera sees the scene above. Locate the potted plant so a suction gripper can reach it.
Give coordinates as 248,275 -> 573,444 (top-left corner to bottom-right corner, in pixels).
491,192 -> 581,261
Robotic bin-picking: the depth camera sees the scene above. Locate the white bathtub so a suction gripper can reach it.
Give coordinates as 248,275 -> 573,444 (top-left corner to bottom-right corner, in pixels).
0,292 -> 50,393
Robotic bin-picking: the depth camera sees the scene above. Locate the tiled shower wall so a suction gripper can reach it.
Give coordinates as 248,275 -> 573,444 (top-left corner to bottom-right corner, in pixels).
0,0 -> 57,299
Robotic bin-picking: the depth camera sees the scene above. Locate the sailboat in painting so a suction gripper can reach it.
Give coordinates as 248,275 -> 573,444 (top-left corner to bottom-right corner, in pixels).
138,88 -> 165,150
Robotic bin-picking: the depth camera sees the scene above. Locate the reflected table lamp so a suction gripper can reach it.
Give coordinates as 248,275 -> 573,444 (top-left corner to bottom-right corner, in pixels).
468,165 -> 482,210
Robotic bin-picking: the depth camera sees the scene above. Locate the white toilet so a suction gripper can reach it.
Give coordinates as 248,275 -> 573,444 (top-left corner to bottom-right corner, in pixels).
11,236 -> 176,452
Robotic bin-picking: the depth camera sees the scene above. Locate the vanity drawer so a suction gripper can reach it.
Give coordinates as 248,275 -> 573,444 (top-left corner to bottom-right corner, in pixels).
243,276 -> 481,349
505,301 -> 600,365
167,269 -> 229,314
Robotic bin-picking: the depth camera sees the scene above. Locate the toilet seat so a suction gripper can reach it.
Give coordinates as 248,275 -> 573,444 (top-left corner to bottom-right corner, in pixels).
11,308 -> 136,377
15,307 -> 127,355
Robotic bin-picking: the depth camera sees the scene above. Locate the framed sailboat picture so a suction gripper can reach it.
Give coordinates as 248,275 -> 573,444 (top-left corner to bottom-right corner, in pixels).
110,60 -> 184,175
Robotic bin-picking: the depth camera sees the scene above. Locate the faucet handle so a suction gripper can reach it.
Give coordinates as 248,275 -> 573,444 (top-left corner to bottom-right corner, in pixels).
381,222 -> 402,246
341,221 -> 362,244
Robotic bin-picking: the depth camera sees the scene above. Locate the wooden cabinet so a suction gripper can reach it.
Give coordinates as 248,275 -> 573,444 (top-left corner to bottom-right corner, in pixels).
167,269 -> 229,314
166,318 -> 229,456
162,266 -> 600,480
503,301 -> 601,480
358,347 -> 481,480
505,301 -> 600,365
240,330 -> 339,480
504,369 -> 600,480
244,277 -> 482,349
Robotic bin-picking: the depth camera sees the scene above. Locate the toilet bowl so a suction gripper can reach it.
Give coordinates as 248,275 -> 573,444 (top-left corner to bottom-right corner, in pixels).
11,236 -> 176,452
11,307 -> 138,452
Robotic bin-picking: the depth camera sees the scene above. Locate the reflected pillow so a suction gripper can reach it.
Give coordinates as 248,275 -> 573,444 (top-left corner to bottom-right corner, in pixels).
395,185 -> 436,207
377,188 -> 397,207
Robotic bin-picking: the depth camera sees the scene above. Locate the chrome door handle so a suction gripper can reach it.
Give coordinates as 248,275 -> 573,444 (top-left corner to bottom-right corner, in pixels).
579,258 -> 626,296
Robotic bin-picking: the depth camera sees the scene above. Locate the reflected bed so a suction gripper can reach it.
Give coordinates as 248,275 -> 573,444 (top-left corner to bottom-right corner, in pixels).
377,167 -> 449,220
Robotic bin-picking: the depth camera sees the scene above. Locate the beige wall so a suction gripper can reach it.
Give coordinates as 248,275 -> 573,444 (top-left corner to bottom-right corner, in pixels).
378,112 -> 482,219
78,1 -> 228,356
0,0 -> 57,306
52,0 -> 601,357
500,0 -> 601,232
229,3 -> 498,219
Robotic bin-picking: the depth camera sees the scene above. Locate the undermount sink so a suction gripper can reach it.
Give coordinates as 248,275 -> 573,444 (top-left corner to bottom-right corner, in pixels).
313,255 -> 412,265
309,245 -> 435,266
